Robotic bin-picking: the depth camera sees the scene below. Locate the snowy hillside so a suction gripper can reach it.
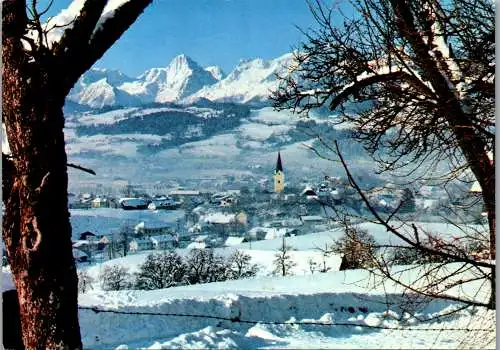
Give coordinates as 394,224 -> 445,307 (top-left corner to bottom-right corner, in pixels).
67,53 -> 294,108
64,106 -> 377,190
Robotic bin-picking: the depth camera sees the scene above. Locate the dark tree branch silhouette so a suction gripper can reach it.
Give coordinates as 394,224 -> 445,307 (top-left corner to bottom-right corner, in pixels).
272,0 -> 494,258
272,0 -> 494,310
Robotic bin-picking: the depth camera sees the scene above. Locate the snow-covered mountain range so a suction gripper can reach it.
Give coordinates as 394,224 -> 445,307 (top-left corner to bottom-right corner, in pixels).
67,53 -> 294,108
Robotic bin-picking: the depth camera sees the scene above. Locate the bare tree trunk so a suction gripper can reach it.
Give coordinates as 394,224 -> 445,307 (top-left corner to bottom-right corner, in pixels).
2,100 -> 82,348
3,0 -> 153,346
3,3 -> 81,348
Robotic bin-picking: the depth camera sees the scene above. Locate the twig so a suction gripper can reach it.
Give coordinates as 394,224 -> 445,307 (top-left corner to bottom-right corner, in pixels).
67,163 -> 96,175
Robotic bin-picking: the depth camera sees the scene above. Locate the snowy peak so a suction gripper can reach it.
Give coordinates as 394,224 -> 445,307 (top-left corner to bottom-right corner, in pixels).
205,66 -> 226,81
138,68 -> 168,85
122,54 -> 218,103
68,69 -> 138,108
69,78 -> 139,109
67,53 -> 297,107
80,68 -> 134,86
166,54 -> 198,77
191,53 -> 295,104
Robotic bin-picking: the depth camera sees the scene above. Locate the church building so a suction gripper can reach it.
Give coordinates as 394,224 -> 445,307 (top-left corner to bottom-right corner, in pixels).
274,152 -> 285,193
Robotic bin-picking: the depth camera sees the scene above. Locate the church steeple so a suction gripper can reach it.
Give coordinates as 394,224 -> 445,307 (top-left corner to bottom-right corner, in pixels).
274,152 -> 285,193
276,152 -> 283,172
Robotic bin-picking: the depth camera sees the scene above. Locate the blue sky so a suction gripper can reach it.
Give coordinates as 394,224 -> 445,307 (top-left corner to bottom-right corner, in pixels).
44,0 -> 329,77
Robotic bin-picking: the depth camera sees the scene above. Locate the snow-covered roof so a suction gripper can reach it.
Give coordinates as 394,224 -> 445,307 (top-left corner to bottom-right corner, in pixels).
131,237 -> 153,244
415,198 -> 439,210
225,236 -> 246,246
150,234 -> 176,243
188,224 -> 202,233
301,187 -> 317,196
119,198 -> 148,207
72,240 -> 92,248
195,235 -> 209,242
186,242 -> 206,250
418,185 -> 443,197
330,190 -> 342,199
151,198 -> 177,205
72,248 -> 88,259
202,212 -> 235,224
169,190 -> 200,196
470,181 -> 482,193
248,227 -> 267,234
135,221 -> 171,230
282,218 -> 303,227
300,215 -> 324,222
264,228 -> 291,240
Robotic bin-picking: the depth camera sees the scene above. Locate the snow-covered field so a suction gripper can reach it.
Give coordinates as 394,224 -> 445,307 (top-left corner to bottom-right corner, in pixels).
68,218 -> 495,349
2,216 -> 493,349
77,268 -> 495,349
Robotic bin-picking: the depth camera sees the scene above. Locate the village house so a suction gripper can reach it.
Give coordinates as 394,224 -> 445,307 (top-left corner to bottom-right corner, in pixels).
200,212 -> 238,235
186,241 -> 207,250
129,237 -> 153,252
119,197 -> 149,210
247,227 -> 268,241
72,248 -> 89,263
68,193 -> 92,209
147,196 -> 180,210
78,231 -> 96,240
134,221 -> 174,236
225,236 -> 247,247
169,189 -> 204,205
150,234 -> 178,250
91,197 -> 110,208
299,215 -> 327,233
301,186 -> 319,202
264,227 -> 294,240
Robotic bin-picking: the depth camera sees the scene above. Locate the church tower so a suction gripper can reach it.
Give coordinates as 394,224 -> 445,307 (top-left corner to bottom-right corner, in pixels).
274,152 -> 285,193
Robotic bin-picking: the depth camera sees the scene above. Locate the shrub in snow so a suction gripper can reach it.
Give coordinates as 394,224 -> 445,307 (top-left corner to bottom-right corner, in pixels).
273,237 -> 296,276
332,226 -> 377,270
78,270 -> 94,293
313,243 -> 333,273
388,233 -> 465,265
185,249 -> 230,284
307,258 -> 319,274
99,264 -> 131,291
399,188 -> 416,213
227,250 -> 258,279
135,252 -> 187,290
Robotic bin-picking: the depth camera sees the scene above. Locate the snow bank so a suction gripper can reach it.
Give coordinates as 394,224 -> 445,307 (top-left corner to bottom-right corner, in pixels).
78,270 -> 495,349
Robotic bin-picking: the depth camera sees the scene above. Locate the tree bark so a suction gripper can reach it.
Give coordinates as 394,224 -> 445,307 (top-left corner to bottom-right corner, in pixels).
3,0 -> 153,346
3,1 -> 82,348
